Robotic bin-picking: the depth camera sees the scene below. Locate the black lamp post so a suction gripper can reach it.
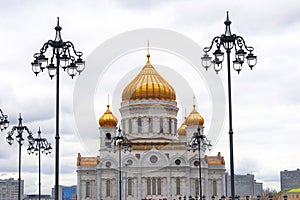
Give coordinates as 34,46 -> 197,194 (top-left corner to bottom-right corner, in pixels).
187,127 -> 212,200
110,127 -> 132,200
201,11 -> 257,199
6,113 -> 34,200
0,109 -> 9,131
31,17 -> 85,200
27,127 -> 52,200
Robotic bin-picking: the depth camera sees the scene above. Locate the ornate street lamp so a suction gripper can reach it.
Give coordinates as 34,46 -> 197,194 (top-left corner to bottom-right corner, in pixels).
110,127 -> 132,200
201,11 -> 257,199
31,17 -> 85,200
0,109 -> 9,131
6,113 -> 34,200
27,127 -> 52,200
187,127 -> 212,200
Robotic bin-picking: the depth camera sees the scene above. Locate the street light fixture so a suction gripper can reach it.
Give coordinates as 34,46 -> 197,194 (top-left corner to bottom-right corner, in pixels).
27,127 -> 52,200
187,127 -> 212,200
0,109 -> 9,131
31,17 -> 85,200
6,113 -> 34,200
110,126 -> 132,200
201,11 -> 257,199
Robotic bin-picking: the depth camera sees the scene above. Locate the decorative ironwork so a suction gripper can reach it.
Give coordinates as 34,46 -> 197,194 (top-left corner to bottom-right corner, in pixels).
201,11 -> 257,200
187,127 -> 212,200
0,109 -> 9,131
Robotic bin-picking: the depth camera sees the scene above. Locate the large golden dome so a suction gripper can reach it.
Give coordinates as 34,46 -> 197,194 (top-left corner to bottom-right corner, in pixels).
99,105 -> 118,127
186,105 -> 204,126
122,54 -> 176,102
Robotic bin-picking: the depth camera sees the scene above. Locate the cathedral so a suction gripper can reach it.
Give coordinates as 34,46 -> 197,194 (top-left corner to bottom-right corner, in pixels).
76,51 -> 226,200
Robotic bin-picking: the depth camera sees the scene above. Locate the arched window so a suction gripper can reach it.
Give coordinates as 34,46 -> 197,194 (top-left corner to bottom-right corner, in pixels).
138,118 -> 142,133
169,118 -> 172,134
149,118 -> 153,133
147,178 -> 151,195
128,119 -> 132,133
160,118 -> 164,133
106,180 -> 111,197
195,179 -> 199,196
157,178 -> 162,195
86,181 -> 91,197
213,180 -> 217,196
152,178 -> 156,195
176,177 -> 180,195
128,178 -> 133,195
122,120 -> 125,133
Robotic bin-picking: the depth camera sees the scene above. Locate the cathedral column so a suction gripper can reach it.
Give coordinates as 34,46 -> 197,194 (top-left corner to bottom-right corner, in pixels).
153,117 -> 160,133
142,118 -> 148,134
132,118 -> 138,134
97,169 -> 101,200
185,168 -> 191,195
204,169 -> 209,197
77,171 -> 81,200
167,170 -> 171,200
222,173 -> 226,196
171,118 -> 175,135
137,173 -> 142,200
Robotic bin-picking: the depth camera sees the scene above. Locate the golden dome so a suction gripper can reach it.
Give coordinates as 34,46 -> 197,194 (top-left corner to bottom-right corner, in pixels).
186,105 -> 204,126
122,54 -> 176,102
178,117 -> 187,136
99,105 -> 118,127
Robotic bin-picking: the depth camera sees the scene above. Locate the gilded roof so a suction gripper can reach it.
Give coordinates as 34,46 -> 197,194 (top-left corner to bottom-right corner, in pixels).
99,105 -> 118,127
122,54 -> 176,102
205,152 -> 225,165
77,153 -> 99,166
186,105 -> 204,126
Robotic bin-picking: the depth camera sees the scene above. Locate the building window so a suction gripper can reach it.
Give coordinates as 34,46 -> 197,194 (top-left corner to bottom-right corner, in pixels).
160,118 -> 164,133
135,153 -> 140,159
105,161 -> 111,168
149,118 -> 153,133
122,120 -> 125,133
213,180 -> 217,196
145,177 -> 163,195
138,118 -> 142,133
169,118 -> 172,133
147,178 -> 151,195
106,180 -> 111,197
157,178 -> 162,195
195,179 -> 199,196
176,177 -> 180,195
152,178 -> 156,195
128,119 -> 132,133
86,181 -> 91,197
128,178 -> 133,195
175,159 -> 181,165
150,155 -> 158,164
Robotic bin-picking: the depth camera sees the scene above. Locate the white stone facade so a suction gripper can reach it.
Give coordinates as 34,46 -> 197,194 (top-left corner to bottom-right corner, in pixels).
77,99 -> 226,200
76,60 -> 225,200
77,148 -> 225,200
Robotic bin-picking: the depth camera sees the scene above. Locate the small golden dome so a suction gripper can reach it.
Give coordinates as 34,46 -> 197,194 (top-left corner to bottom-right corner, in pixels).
99,105 -> 118,127
178,117 -> 187,136
122,54 -> 176,102
186,105 -> 204,126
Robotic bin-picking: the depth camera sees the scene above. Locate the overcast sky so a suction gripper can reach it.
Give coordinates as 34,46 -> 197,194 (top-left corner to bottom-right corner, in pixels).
1,0 -> 300,195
